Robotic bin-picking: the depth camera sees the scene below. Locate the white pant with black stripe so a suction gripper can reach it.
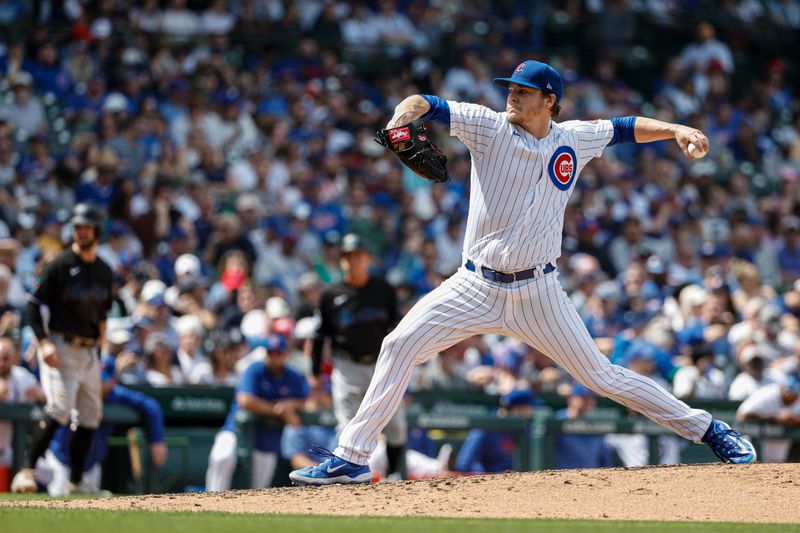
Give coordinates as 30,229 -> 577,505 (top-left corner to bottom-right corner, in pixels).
334,266 -> 712,465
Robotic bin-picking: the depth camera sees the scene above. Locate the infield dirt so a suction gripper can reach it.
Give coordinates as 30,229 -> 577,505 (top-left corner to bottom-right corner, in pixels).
2,463 -> 797,523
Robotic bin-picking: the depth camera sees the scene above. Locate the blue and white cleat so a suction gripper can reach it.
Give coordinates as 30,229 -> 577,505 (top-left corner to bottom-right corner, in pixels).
702,419 -> 757,464
289,448 -> 372,486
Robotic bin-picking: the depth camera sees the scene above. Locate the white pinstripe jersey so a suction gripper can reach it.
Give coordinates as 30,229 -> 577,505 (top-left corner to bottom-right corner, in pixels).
448,100 -> 615,272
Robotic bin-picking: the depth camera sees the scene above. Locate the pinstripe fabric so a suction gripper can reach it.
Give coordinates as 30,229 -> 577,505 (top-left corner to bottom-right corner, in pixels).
336,268 -> 712,465
333,102 -> 713,466
505,272 -> 712,441
450,103 -> 616,273
335,269 -> 507,464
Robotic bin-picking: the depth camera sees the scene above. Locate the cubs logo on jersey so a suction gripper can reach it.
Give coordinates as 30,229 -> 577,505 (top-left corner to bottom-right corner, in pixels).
547,146 -> 577,191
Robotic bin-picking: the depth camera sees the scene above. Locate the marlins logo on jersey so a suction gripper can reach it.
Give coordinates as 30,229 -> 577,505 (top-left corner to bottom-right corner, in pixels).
548,146 -> 577,191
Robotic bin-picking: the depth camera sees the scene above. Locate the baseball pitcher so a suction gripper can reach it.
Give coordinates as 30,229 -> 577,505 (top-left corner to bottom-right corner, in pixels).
290,59 -> 755,486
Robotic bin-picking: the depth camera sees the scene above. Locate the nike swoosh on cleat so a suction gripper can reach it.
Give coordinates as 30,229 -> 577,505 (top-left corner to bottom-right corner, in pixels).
326,463 -> 347,474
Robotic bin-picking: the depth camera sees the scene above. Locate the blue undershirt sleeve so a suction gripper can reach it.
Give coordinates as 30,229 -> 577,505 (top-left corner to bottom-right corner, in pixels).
420,94 -> 451,126
609,116 -> 637,146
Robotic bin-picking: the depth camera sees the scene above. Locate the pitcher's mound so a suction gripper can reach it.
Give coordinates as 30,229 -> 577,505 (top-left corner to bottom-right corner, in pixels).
4,463 -> 797,523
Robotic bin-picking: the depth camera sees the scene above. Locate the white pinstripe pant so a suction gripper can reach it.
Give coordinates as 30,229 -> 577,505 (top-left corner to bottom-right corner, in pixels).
334,266 -> 712,465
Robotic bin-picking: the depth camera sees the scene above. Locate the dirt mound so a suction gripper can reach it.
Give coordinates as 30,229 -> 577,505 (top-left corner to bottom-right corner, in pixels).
3,463 -> 797,523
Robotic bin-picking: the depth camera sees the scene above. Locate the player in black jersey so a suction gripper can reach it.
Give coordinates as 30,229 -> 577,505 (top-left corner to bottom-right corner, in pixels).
11,203 -> 114,494
307,233 -> 406,480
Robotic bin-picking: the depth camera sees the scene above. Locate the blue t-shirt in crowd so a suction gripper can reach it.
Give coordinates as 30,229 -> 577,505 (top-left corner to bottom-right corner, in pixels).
552,409 -> 615,470
50,385 -> 165,471
454,429 -> 516,473
222,361 -> 310,453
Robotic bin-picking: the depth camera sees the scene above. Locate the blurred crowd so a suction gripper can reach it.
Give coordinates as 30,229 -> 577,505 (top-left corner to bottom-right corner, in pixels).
1,0 -> 800,476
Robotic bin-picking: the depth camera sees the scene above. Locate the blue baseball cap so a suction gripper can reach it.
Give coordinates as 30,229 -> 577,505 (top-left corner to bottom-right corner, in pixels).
494,60 -> 564,102
266,333 -> 289,352
247,333 -> 289,352
500,388 -> 538,408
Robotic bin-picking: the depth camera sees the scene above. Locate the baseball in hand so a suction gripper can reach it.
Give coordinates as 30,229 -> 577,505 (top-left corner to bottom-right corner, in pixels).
688,142 -> 707,159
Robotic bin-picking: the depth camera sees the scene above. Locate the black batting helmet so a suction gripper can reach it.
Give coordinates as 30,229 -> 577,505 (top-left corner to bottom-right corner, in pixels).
70,203 -> 103,230
341,233 -> 368,255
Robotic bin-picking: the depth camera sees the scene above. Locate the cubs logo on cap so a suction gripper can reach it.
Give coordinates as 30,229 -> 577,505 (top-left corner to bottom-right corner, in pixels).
548,146 -> 577,191
494,59 -> 564,102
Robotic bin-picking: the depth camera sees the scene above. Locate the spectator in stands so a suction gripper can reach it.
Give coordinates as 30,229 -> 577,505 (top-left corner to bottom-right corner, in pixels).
729,344 -> 773,401
172,277 -> 217,332
202,0 -> 237,35
553,385 -> 615,470
454,389 -> 537,473
0,133 -> 16,189
0,71 -> 46,136
136,279 -> 177,348
582,281 -> 626,339
205,334 -> 308,491
737,376 -> 800,462
312,231 -> 343,285
752,305 -> 793,362
101,318 -> 145,385
0,265 -> 21,340
143,332 -> 183,386
777,216 -> 800,288
26,41 -> 73,99
608,218 -> 658,275
207,332 -> 241,387
74,147 -> 118,208
418,341 -> 478,392
679,22 -> 734,74
218,280 -> 262,331
293,272 -> 323,320
0,338 -> 44,469
96,221 -> 132,272
161,0 -> 202,42
174,314 -> 210,385
207,249 -> 254,313
0,240 -> 24,309
730,261 -> 777,313
766,0 -> 800,30
673,342 -> 727,400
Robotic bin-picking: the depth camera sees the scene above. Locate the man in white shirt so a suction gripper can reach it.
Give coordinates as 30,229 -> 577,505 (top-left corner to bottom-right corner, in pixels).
679,22 -> 734,73
0,338 -> 45,467
0,72 -> 46,136
175,314 -> 211,384
673,343 -> 727,400
728,345 -> 773,401
737,377 -> 800,462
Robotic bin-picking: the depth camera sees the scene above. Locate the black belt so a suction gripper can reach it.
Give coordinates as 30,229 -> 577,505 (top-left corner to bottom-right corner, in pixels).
54,332 -> 98,348
335,352 -> 379,365
465,260 -> 555,283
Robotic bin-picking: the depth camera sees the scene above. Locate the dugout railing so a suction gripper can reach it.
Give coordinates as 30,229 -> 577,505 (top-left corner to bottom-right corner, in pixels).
3,389 -> 800,493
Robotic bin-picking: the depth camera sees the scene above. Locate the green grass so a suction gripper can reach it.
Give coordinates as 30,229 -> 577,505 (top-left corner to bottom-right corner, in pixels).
0,509 -> 797,533
0,493 -> 98,500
